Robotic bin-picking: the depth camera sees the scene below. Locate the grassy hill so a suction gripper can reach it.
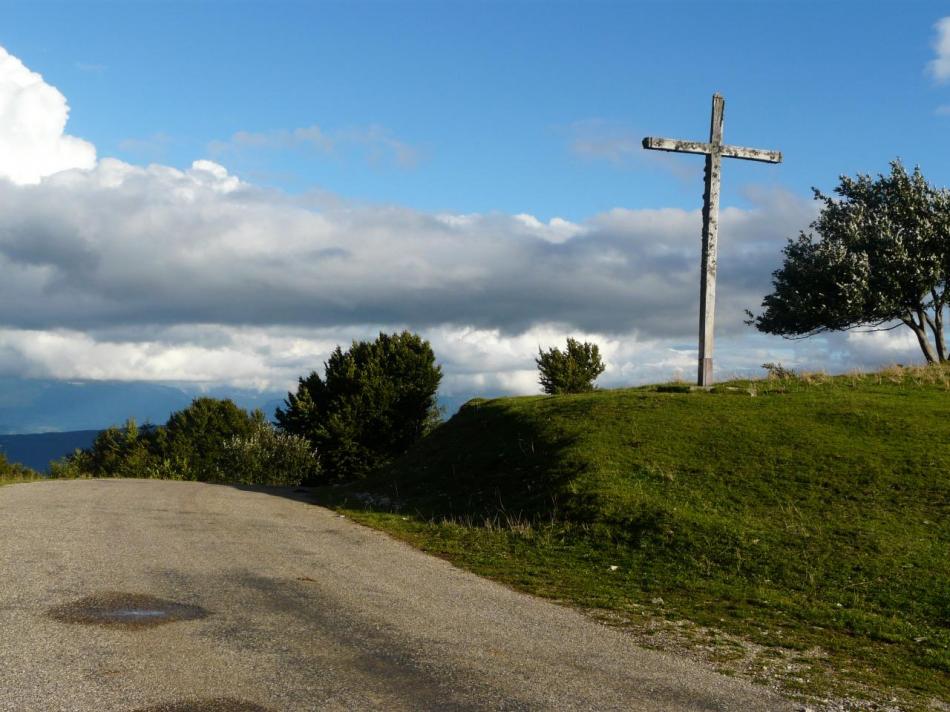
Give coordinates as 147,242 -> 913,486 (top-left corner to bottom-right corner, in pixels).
314,365 -> 950,708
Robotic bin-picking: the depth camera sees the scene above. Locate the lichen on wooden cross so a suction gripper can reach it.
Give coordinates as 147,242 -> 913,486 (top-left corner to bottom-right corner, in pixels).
643,93 -> 781,387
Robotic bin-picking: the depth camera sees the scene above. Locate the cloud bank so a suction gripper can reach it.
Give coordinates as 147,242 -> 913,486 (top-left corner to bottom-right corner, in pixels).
0,158 -> 810,338
0,45 -> 926,400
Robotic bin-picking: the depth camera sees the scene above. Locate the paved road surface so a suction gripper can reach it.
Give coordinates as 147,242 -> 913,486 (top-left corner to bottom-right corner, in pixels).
0,480 -> 793,711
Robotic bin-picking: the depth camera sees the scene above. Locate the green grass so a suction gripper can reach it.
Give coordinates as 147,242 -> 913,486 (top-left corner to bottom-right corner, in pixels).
313,365 -> 950,708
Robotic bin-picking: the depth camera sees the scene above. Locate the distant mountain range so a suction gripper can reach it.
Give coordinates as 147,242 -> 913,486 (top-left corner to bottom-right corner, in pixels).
0,377 -> 472,472
0,378 -> 286,435
0,430 -> 100,473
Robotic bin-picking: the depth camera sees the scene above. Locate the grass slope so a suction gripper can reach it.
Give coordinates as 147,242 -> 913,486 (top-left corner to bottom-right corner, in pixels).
314,366 -> 950,707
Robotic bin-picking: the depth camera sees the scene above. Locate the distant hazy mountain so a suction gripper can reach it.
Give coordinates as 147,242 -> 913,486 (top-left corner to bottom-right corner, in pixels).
0,430 -> 100,473
0,378 -> 286,435
0,378 -> 472,474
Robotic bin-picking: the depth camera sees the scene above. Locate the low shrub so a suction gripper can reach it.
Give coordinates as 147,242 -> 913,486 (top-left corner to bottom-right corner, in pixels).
536,338 -> 606,395
54,398 -> 319,487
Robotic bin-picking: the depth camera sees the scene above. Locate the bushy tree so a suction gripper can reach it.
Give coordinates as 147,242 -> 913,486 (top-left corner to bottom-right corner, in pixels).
86,419 -> 158,479
162,398 -> 264,481
0,451 -> 38,480
220,420 -> 318,486
53,398 -> 314,486
276,331 -> 442,481
536,338 -> 606,394
749,160 -> 949,363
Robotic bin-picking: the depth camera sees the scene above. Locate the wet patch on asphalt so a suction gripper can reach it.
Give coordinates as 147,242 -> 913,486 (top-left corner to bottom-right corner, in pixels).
129,699 -> 272,712
47,592 -> 209,629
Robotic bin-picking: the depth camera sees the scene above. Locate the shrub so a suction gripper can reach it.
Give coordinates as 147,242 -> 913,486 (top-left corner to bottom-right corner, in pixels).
220,420 -> 318,486
0,451 -> 40,482
51,398 -> 320,485
536,338 -> 606,395
761,362 -> 796,379
276,331 -> 442,481
163,398 -> 263,481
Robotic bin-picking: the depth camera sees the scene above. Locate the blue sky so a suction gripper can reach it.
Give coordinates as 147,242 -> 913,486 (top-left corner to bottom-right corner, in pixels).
0,1 -> 948,430
5,1 -> 949,218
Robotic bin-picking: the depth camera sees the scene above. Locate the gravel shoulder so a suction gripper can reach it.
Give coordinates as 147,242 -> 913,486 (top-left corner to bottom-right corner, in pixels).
0,479 -> 795,711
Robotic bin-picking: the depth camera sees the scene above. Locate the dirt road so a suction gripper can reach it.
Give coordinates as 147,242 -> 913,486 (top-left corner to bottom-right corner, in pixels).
0,479 -> 792,711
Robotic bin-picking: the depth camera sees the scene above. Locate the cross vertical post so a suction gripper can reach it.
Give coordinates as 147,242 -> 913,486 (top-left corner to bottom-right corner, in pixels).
699,94 -> 724,388
643,94 -> 781,387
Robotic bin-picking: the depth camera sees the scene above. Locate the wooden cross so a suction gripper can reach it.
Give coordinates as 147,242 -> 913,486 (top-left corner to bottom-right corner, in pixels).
642,93 -> 781,387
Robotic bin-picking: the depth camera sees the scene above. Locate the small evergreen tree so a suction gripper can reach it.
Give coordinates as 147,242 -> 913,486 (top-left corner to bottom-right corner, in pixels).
536,338 -> 606,394
276,331 -> 442,481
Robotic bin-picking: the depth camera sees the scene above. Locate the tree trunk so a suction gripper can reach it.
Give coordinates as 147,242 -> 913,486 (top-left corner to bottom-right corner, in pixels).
903,312 -> 939,364
927,311 -> 946,362
930,287 -> 950,363
928,292 -> 947,363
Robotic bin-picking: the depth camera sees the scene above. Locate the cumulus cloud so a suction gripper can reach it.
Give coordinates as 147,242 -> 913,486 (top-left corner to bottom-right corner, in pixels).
0,159 -> 812,339
929,17 -> 950,82
0,44 -> 922,397
0,321 -> 909,398
0,47 -> 96,184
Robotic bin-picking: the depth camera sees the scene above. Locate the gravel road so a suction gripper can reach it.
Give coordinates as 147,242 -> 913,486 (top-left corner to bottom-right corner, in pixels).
0,479 -> 793,711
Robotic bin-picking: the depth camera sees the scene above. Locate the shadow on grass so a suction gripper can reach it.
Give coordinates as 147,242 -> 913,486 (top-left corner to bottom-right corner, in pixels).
310,397 -> 583,523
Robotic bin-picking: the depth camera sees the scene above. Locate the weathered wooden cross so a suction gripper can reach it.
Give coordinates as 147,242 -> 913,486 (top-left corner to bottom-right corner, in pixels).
642,94 -> 781,387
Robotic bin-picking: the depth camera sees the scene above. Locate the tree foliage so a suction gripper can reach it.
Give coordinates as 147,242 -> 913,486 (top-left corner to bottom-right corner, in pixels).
0,451 -> 39,480
162,398 -> 263,481
276,331 -> 442,481
53,399 -> 314,486
750,160 -> 949,363
220,419 -> 319,486
536,338 -> 606,395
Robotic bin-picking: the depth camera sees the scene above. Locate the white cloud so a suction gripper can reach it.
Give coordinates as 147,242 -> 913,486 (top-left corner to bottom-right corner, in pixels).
0,47 -> 96,184
513,214 -> 587,243
0,321 -> 915,397
928,17 -> 950,82
0,44 -> 931,399
0,162 -> 810,339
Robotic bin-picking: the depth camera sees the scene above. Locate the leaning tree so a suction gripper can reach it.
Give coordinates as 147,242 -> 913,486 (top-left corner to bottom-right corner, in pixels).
749,160 -> 949,363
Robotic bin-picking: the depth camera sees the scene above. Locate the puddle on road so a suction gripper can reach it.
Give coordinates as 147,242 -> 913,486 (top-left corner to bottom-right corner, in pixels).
47,592 -> 208,629
130,700 -> 272,712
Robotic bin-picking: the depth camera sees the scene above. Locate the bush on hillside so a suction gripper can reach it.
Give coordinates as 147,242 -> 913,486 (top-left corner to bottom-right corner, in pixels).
536,338 -> 606,395
276,331 -> 442,482
220,419 -> 318,486
82,419 -> 161,479
0,451 -> 40,481
162,398 -> 264,481
53,398 -> 315,486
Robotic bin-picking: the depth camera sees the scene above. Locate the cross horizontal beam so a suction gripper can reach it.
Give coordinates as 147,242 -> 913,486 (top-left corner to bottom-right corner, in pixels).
641,136 -> 781,164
